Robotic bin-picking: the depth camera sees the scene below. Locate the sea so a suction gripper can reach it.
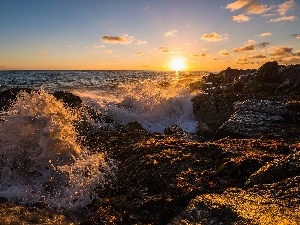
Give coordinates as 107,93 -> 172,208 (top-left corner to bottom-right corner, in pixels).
0,70 -> 206,215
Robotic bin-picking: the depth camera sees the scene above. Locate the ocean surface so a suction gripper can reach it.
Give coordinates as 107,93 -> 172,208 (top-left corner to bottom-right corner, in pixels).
0,70 -> 206,214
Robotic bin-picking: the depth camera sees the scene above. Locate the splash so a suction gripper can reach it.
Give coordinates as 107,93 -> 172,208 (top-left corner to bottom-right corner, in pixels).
105,72 -> 203,133
0,89 -> 114,212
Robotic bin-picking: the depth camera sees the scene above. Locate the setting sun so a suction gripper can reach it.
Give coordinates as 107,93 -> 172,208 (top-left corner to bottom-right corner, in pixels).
170,58 -> 186,71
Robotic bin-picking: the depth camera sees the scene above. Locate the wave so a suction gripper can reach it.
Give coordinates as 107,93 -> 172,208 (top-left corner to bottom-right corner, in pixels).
73,72 -> 203,133
0,89 -> 115,212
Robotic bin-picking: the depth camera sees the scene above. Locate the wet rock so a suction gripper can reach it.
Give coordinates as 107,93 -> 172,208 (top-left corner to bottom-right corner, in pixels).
0,87 -> 32,110
246,151 -> 300,187
192,93 -> 235,137
0,201 -> 80,225
170,187 -> 300,225
53,90 -> 82,108
215,99 -> 287,139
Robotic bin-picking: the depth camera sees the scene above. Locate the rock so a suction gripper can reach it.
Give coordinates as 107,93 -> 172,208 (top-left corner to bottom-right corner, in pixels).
0,201 -> 80,225
53,90 -> 82,108
277,64 -> 300,93
192,93 -> 235,137
124,121 -> 145,131
246,151 -> 300,187
0,88 -> 32,110
215,99 -> 287,139
255,61 -> 280,83
170,187 -> 300,224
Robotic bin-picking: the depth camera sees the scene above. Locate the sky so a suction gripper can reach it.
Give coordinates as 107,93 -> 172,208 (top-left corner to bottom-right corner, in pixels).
0,0 -> 299,71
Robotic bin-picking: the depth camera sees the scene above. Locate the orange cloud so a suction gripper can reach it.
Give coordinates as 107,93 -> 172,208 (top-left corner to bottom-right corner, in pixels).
219,49 -> 230,56
233,43 -> 255,52
250,54 -> 267,58
136,51 -> 144,55
291,34 -> 300,39
232,14 -> 250,22
226,0 -> 269,15
201,32 -> 226,42
102,34 -> 134,44
192,53 -> 206,57
269,46 -> 293,56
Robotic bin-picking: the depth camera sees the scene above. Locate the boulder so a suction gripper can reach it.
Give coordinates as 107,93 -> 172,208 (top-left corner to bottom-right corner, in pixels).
246,151 -> 300,187
215,99 -> 287,139
0,88 -> 32,110
53,90 -> 82,108
255,61 -> 280,83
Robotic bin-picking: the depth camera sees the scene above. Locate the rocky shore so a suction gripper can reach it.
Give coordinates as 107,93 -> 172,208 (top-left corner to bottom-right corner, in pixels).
0,61 -> 300,224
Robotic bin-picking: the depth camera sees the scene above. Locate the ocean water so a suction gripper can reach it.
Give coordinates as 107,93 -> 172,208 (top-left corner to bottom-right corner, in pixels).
0,70 -> 205,213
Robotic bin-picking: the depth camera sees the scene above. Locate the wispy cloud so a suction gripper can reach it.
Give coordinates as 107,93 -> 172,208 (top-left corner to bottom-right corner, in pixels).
276,0 -> 295,16
192,53 -> 206,57
270,15 -> 296,22
158,46 -> 170,53
93,45 -> 106,49
201,32 -> 227,42
136,39 -> 148,45
102,34 -> 134,44
136,51 -> 144,55
233,43 -> 255,52
232,14 -> 250,22
103,50 -> 113,54
250,54 -> 267,58
291,34 -> 300,39
164,30 -> 178,37
260,32 -> 272,37
219,49 -> 230,56
34,50 -> 47,56
257,42 -> 270,48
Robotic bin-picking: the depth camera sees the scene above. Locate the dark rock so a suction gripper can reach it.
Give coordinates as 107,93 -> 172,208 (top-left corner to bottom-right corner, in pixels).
0,88 -> 32,110
246,151 -> 300,187
124,121 -> 145,131
170,187 -> 300,224
192,93 -> 235,136
53,90 -> 82,108
215,99 -> 287,139
255,61 -> 280,83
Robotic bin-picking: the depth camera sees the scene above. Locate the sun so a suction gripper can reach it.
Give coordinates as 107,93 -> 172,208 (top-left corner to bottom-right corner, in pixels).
170,57 -> 186,71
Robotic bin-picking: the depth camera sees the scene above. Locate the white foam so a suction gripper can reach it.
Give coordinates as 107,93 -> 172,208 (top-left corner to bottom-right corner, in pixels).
0,89 -> 115,212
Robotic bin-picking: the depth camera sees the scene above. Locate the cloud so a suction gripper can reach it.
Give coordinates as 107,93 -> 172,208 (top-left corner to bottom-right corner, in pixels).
269,46 -> 293,56
201,32 -> 227,42
257,42 -> 270,48
219,49 -> 230,56
192,53 -> 206,57
213,58 -> 219,60
277,0 -> 295,16
293,50 -> 300,56
232,14 -> 250,22
34,50 -> 47,56
93,45 -> 106,49
250,54 -> 267,58
136,51 -> 144,55
136,40 -> 148,45
226,0 -> 270,15
269,15 -> 296,22
291,34 -> 300,39
260,32 -> 272,37
164,30 -> 178,37
102,34 -> 134,44
103,50 -> 113,54
233,43 -> 255,52
158,46 -> 170,53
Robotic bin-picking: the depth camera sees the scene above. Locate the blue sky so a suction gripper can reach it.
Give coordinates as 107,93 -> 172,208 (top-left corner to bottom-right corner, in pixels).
0,0 -> 299,70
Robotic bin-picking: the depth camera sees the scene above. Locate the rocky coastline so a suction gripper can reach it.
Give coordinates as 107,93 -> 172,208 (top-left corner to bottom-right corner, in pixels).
0,61 -> 300,224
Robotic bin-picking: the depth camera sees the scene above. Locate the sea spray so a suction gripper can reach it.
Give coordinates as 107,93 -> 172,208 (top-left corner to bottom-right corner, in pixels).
73,72 -> 203,134
0,89 -> 115,212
